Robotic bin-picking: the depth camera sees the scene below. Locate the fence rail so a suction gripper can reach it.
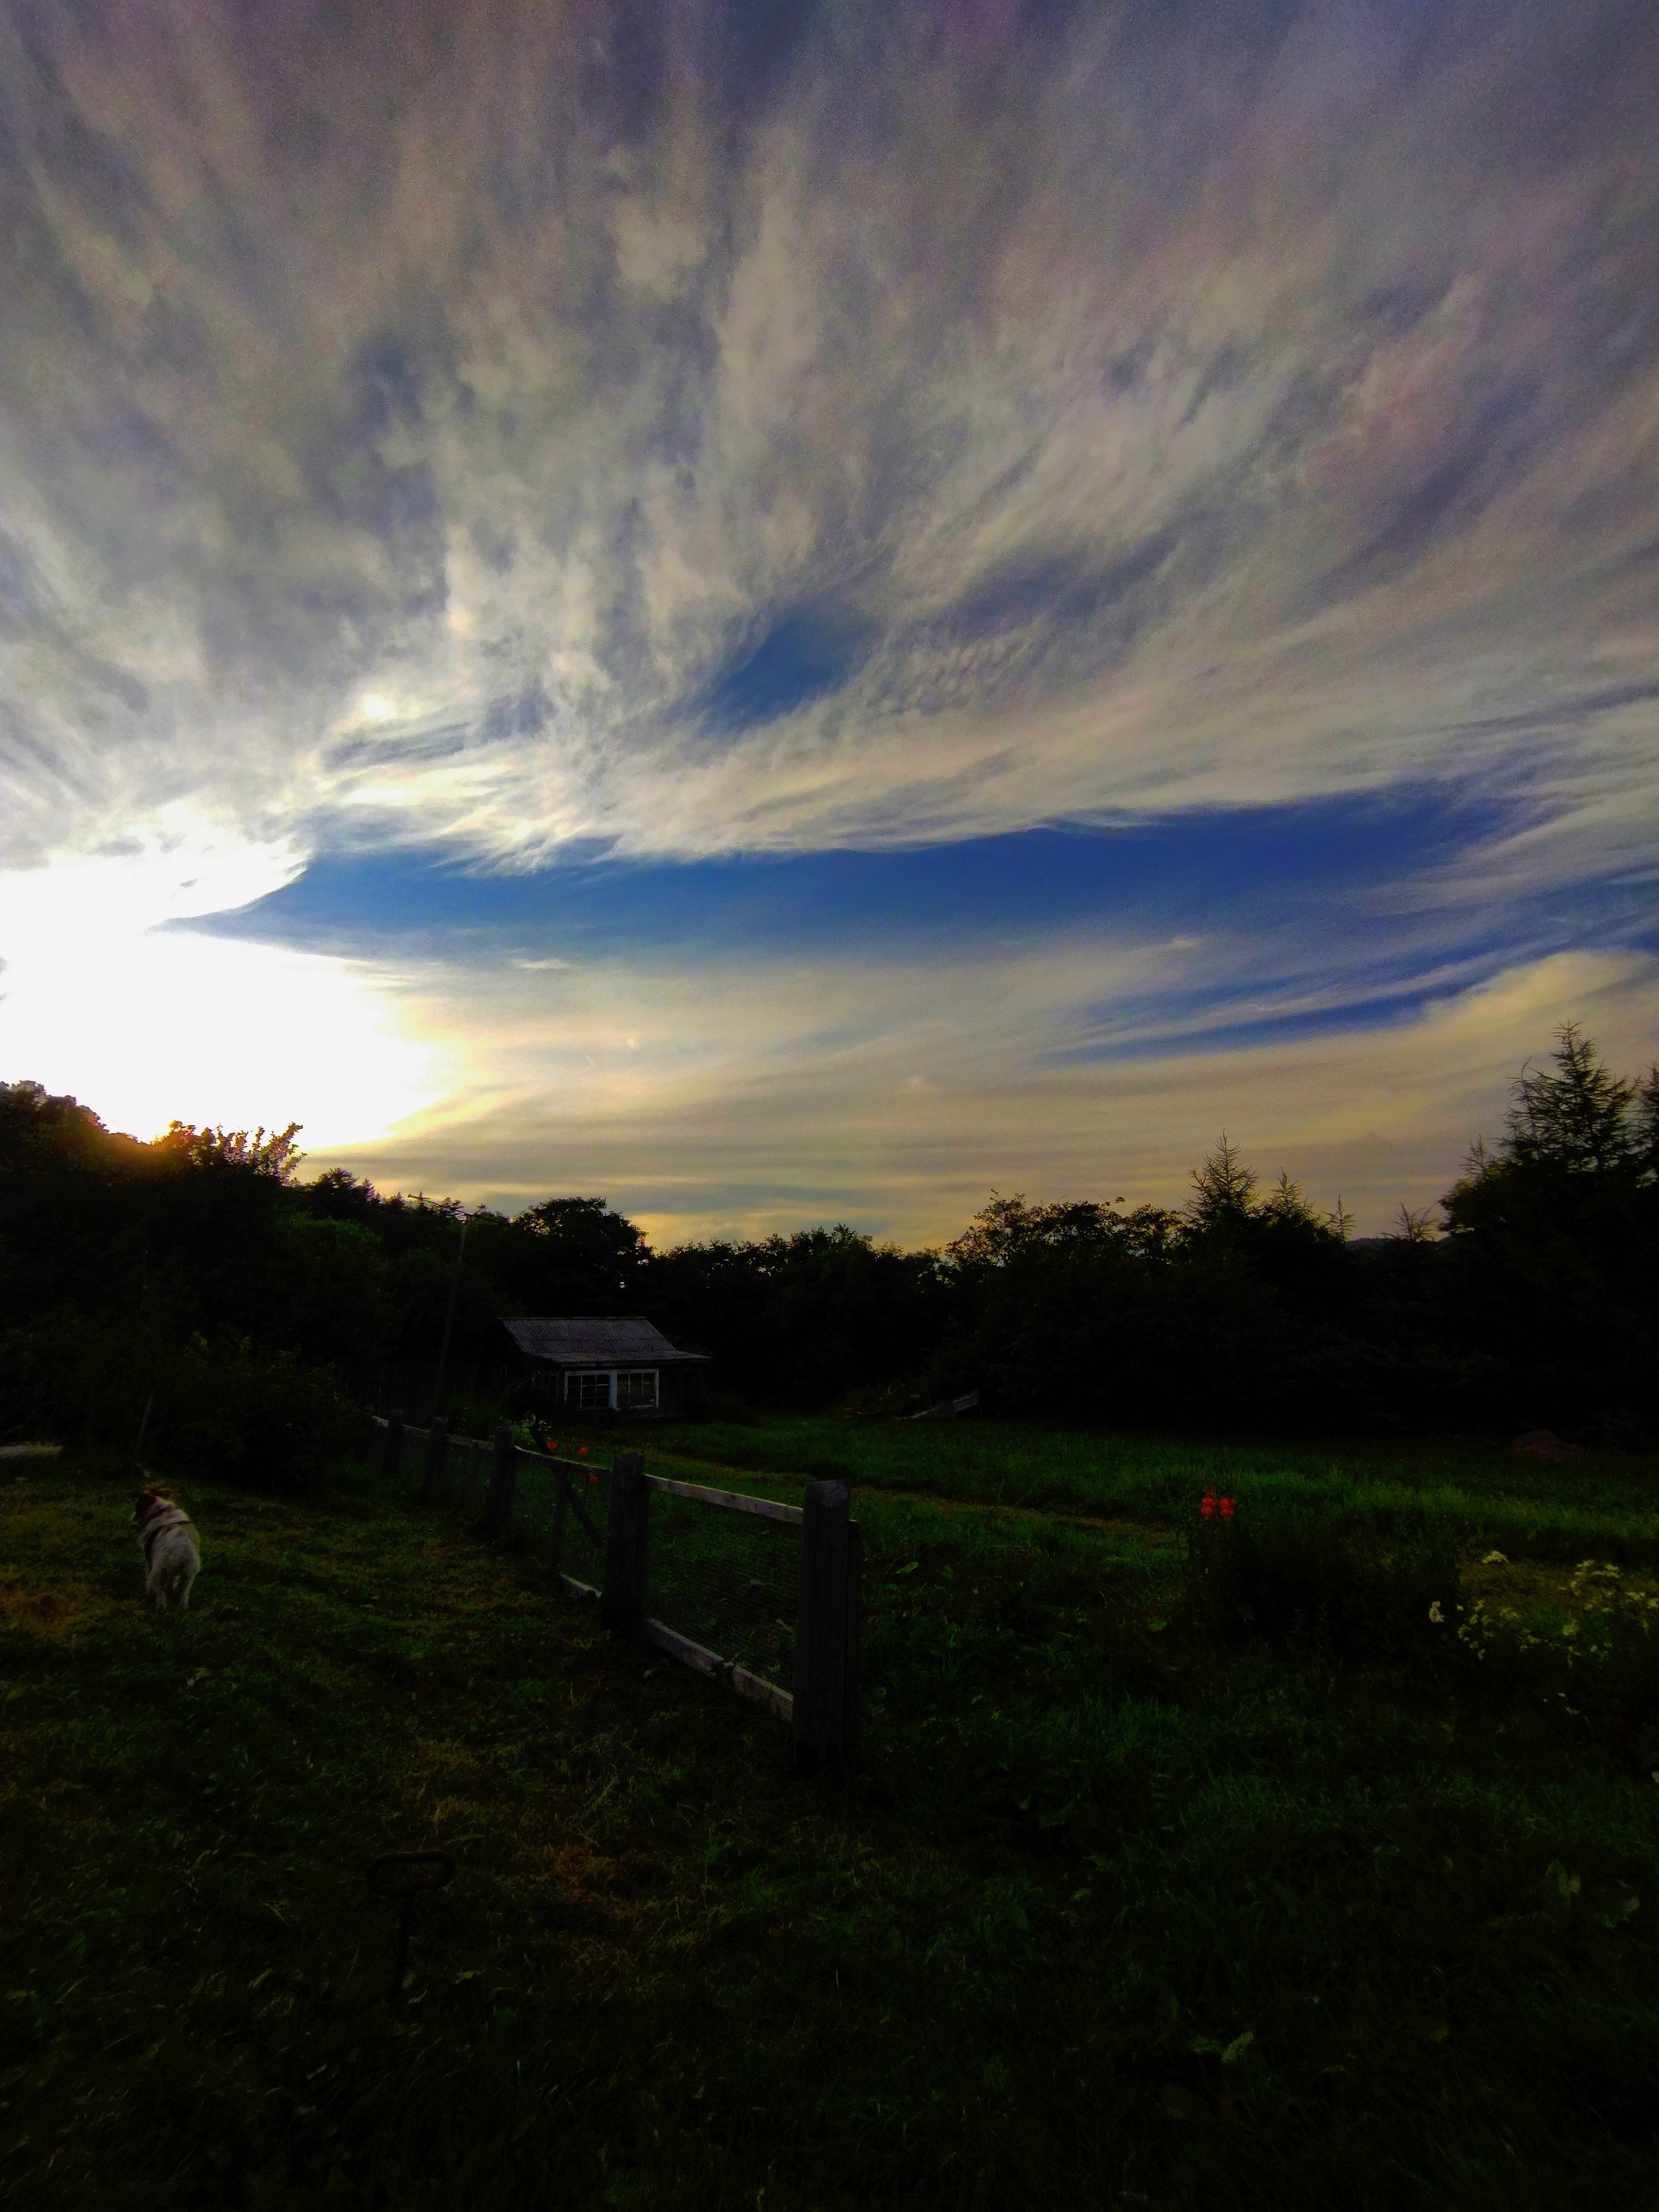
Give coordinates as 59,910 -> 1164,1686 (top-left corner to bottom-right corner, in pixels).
645,1473 -> 803,1524
371,1411 -> 857,1771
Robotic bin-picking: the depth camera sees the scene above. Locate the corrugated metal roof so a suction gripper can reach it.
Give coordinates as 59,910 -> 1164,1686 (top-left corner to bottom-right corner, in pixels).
501,1315 -> 707,1365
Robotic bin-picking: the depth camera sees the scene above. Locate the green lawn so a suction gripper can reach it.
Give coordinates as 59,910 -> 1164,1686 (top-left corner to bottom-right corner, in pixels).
3,1427 -> 1657,2210
638,1413 -> 1659,1563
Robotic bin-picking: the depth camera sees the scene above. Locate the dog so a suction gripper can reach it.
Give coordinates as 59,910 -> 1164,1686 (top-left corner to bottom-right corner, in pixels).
133,1488 -> 201,1611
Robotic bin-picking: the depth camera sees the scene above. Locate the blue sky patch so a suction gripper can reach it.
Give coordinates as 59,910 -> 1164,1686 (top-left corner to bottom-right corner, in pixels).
694,607 -> 872,729
201,788 -> 1530,957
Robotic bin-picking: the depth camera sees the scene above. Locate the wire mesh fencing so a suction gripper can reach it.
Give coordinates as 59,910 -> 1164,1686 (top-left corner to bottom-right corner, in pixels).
441,1432 -> 490,1514
521,1454 -> 610,1593
369,1417 -> 855,1762
371,1417 -> 608,1579
642,1478 -> 801,1698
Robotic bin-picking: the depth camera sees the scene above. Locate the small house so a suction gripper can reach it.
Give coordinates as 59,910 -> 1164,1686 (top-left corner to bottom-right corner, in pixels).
501,1316 -> 709,1418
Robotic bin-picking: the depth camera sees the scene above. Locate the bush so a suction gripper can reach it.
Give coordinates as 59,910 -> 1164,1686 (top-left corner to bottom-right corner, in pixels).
0,1314 -> 361,1492
1458,1560 -> 1659,1769
439,1391 -> 514,1442
1178,1490 -> 1461,1660
156,1334 -> 364,1492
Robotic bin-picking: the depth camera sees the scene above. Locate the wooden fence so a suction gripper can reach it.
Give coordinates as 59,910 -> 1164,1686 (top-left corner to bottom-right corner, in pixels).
372,1413 -> 859,1775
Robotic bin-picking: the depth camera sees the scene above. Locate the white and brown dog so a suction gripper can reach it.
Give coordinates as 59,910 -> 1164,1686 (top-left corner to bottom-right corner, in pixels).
133,1488 -> 201,1611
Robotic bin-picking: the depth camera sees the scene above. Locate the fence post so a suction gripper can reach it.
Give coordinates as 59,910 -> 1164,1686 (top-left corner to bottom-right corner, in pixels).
421,1415 -> 449,1506
549,1470 -> 569,1574
483,1426 -> 518,1539
600,1451 -> 648,1630
383,1410 -> 405,1481
793,1479 -> 852,1775
843,1517 -> 863,1775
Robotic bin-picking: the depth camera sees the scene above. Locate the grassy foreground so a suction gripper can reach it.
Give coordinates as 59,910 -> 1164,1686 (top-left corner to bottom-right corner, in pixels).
3,1430 -> 1657,2210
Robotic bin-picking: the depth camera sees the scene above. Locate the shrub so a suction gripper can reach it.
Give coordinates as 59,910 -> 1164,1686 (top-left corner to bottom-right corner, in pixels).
0,1313 -> 360,1491
1178,1490 -> 1461,1660
156,1333 -> 364,1492
440,1391 -> 514,1441
1458,1559 -> 1659,1769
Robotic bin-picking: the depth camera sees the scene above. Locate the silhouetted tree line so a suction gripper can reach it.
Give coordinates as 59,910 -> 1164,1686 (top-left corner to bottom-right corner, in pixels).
2,1025 -> 1655,1477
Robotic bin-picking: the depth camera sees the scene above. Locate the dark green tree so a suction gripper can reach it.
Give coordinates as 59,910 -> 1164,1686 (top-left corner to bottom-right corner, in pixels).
1439,1025 -> 1657,1433
1499,1022 -> 1641,1174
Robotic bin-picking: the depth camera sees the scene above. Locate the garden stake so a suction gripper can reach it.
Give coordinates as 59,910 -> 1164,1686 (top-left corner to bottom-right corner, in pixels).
366,1849 -> 454,2001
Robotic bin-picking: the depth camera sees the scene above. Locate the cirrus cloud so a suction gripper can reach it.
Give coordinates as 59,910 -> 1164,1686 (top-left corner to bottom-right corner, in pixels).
0,0 -> 1653,893
1,0 -> 1653,1237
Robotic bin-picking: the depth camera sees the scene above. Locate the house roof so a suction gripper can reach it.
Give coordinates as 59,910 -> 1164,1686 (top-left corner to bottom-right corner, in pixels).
501,1315 -> 708,1366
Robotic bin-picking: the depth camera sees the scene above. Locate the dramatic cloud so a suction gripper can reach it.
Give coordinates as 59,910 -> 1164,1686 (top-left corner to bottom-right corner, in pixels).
1,1 -> 1653,1230
295,942 -> 1659,1246
2,0 -> 1655,882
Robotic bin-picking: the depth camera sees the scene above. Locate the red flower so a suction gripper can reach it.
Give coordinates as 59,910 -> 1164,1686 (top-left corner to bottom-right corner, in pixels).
578,1446 -> 589,1456
1201,1495 -> 1216,1518
1220,1497 -> 1235,1518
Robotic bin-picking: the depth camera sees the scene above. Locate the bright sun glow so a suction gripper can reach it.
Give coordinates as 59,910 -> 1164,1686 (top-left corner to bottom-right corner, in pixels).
1,927 -> 441,1148
0,842 -> 441,1149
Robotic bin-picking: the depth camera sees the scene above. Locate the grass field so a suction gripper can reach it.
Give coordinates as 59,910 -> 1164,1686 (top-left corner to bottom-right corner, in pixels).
4,1419 -> 1658,2210
638,1416 -> 1659,1566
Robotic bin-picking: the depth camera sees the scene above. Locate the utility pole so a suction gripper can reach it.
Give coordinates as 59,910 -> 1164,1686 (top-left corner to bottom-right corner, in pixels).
433,1208 -> 469,1419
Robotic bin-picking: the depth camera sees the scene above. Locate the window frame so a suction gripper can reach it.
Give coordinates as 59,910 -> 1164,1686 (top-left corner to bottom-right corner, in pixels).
558,1367 -> 663,1411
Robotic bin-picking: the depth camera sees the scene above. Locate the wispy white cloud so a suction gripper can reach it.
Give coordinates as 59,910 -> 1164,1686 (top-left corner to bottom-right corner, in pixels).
1,1 -> 1653,1235
0,0 -> 1653,904
6,818 -> 1651,1243
297,937 -> 1659,1246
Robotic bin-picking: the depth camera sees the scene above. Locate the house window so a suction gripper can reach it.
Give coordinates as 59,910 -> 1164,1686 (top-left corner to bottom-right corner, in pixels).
568,1371 -> 612,1411
615,1369 -> 659,1412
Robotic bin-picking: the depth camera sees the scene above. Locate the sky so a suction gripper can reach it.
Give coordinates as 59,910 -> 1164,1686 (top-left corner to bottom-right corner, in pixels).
1,0 -> 1655,1247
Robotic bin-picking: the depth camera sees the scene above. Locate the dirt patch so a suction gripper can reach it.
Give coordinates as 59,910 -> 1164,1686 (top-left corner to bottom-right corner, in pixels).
646,1449 -> 1172,1541
0,1576 -> 122,1639
868,1490 -> 1175,1541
